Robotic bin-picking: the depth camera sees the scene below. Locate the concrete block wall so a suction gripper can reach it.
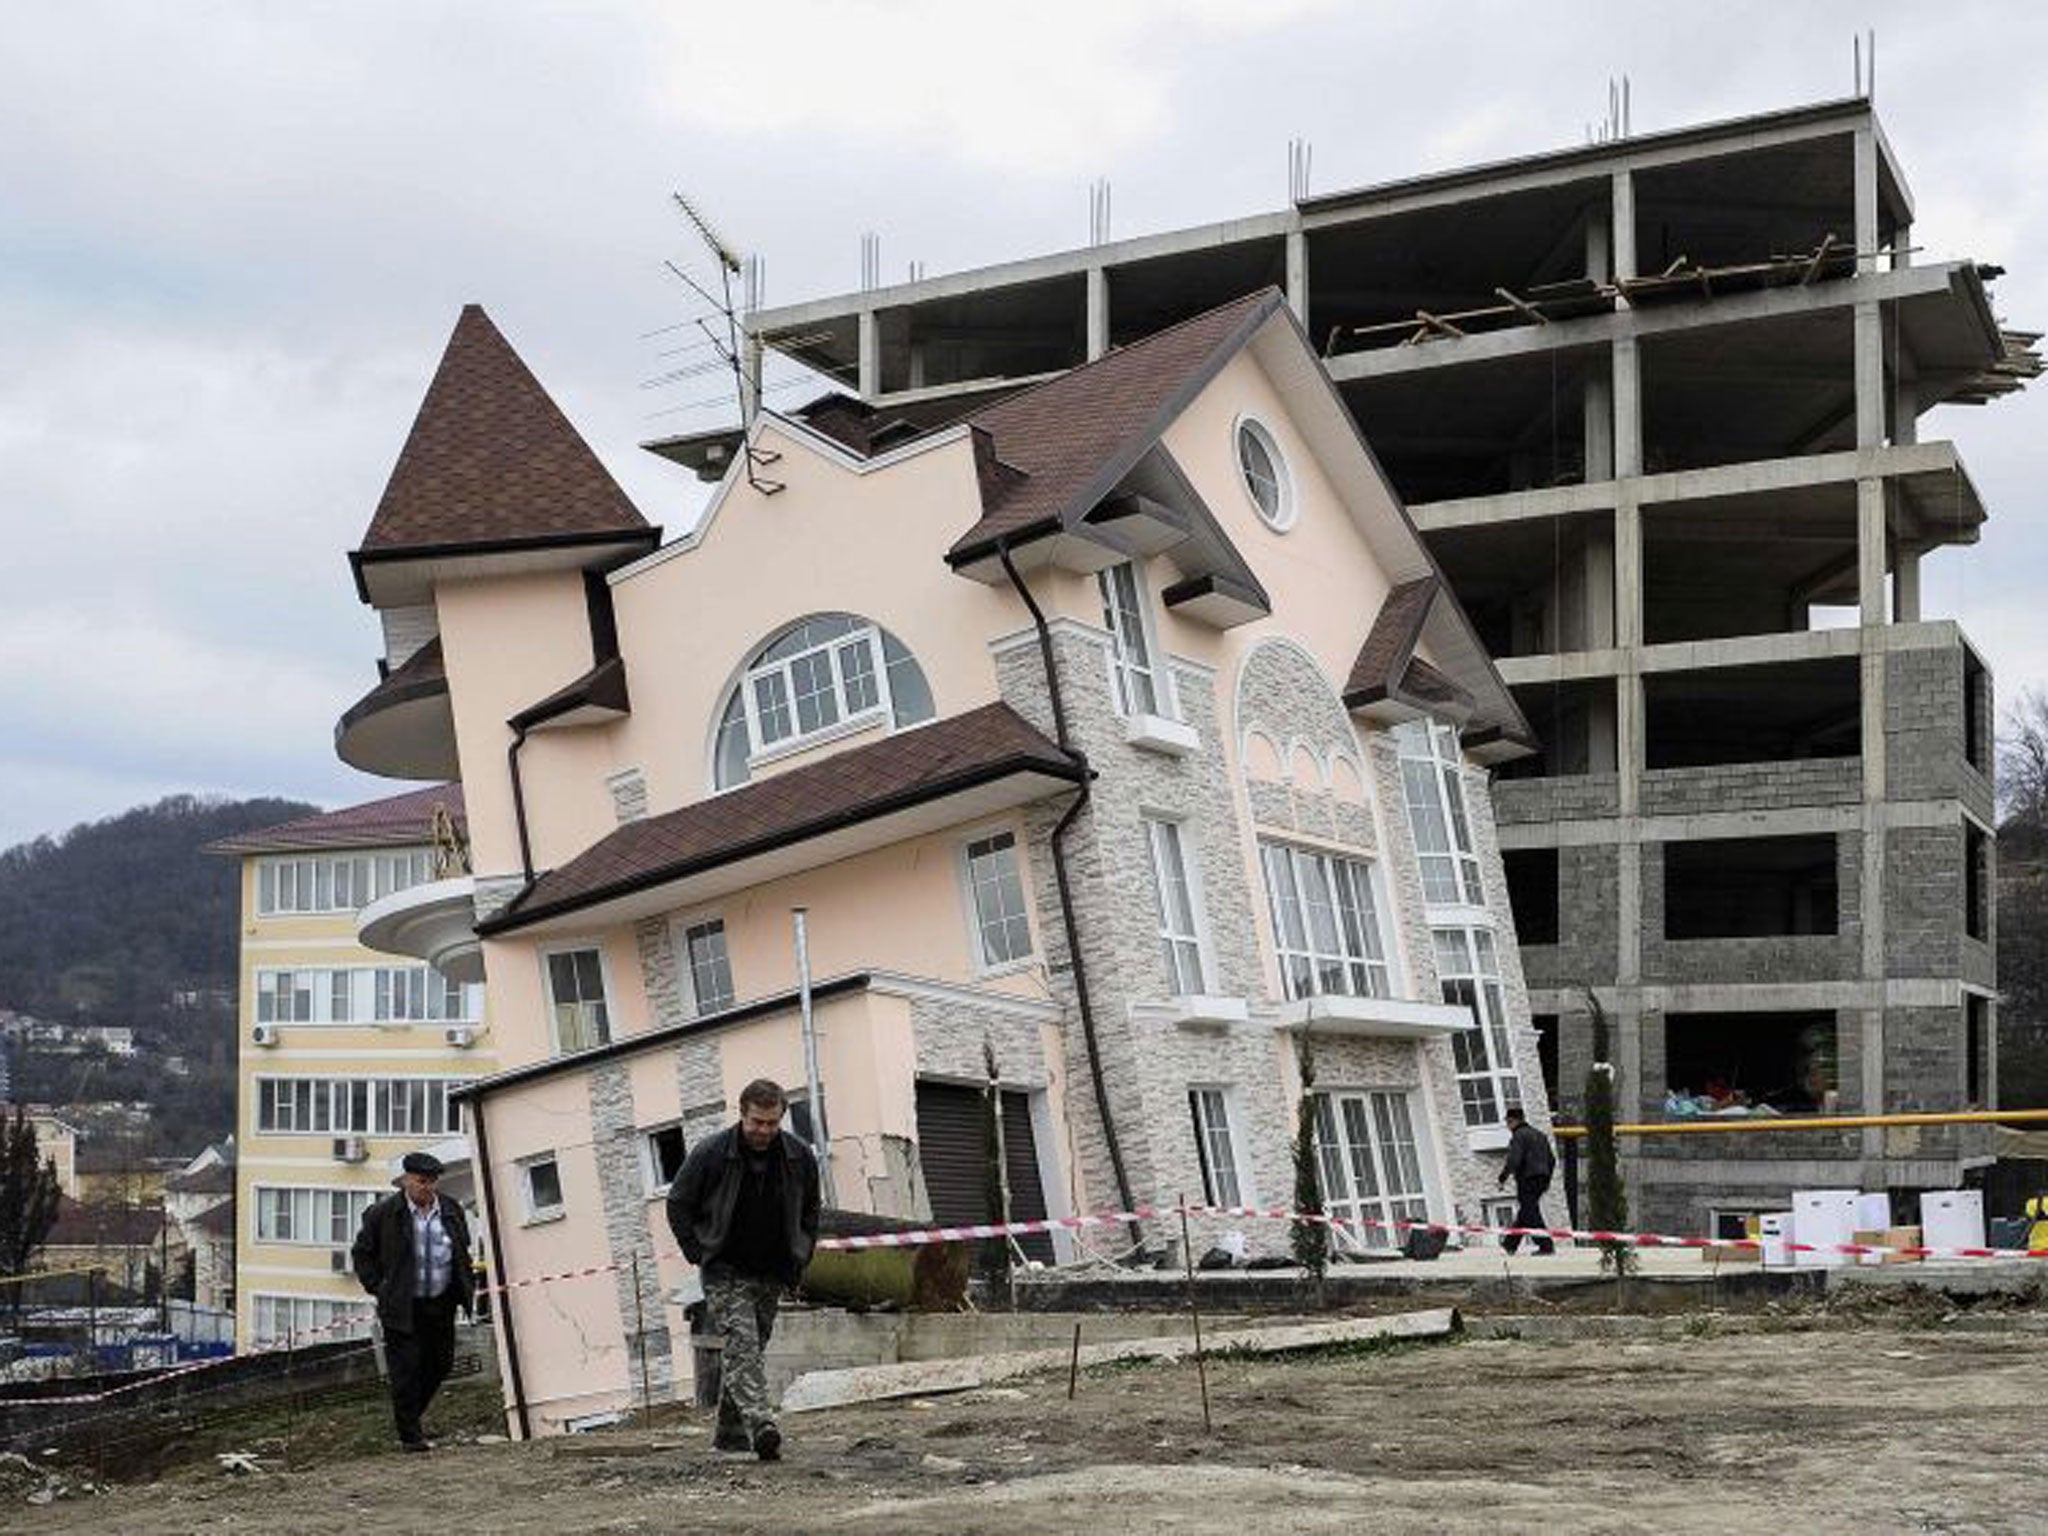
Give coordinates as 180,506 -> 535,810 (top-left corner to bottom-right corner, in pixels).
1637,758 -> 1862,816
1492,774 -> 1623,826
1885,644 -> 1987,817
1884,825 -> 1964,978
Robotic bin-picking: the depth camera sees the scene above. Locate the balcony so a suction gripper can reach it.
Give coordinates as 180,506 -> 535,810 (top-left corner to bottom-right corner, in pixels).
1275,994 -> 1473,1041
335,638 -> 460,781
357,874 -> 482,983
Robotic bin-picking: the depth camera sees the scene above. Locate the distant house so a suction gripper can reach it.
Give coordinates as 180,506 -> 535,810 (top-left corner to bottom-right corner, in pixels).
43,1198 -> 170,1296
19,1111 -> 81,1200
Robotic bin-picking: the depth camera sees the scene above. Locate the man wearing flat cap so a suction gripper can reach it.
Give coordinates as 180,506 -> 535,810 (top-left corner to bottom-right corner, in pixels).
351,1150 -> 476,1451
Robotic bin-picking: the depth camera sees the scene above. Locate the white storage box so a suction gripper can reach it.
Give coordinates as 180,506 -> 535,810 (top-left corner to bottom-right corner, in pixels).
1919,1189 -> 1985,1254
1791,1189 -> 1859,1268
1854,1192 -> 1891,1230
1759,1212 -> 1795,1269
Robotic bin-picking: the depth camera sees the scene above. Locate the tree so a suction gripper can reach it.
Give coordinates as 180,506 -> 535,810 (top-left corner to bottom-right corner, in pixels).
0,1108 -> 63,1299
1583,991 -> 1633,1276
1998,689 -> 2048,1107
1290,1030 -> 1329,1305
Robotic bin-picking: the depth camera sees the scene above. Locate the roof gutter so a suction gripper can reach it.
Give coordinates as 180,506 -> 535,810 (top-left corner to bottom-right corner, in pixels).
995,539 -> 1137,1227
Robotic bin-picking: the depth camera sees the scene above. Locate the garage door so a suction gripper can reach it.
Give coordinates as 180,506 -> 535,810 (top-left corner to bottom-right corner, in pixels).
914,1081 -> 1054,1263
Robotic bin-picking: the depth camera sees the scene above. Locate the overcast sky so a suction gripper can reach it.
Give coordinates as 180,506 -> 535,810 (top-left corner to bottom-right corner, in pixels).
3,1 -> 2044,849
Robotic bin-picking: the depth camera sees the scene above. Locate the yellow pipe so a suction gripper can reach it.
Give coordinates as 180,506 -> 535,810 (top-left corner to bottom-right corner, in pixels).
1552,1108 -> 2048,1139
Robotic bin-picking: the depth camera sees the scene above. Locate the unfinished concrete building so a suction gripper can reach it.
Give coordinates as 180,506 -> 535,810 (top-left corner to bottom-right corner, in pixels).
679,98 -> 2036,1234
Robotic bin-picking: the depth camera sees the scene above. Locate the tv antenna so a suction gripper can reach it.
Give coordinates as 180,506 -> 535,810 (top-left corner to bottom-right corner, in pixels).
667,190 -> 782,494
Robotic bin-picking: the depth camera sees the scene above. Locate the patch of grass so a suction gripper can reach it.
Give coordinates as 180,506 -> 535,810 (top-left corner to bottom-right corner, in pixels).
143,1373 -> 508,1483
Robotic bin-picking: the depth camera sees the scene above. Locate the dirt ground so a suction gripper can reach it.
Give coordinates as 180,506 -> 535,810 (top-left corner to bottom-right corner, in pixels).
19,1318 -> 2048,1535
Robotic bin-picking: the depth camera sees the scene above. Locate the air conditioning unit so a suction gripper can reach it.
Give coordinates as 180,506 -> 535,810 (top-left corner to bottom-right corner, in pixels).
444,1025 -> 476,1049
332,1135 -> 369,1164
330,1249 -> 351,1274
251,1024 -> 279,1047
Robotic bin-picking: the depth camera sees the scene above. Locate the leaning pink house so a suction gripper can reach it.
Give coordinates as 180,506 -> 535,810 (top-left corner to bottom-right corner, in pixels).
337,292 -> 1550,1436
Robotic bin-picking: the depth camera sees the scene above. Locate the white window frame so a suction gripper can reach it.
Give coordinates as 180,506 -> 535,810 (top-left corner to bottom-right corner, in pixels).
1188,1085 -> 1249,1209
1259,840 -> 1392,1001
1233,414 -> 1295,532
1098,562 -> 1176,721
519,1153 -> 566,1224
254,965 -> 477,1027
541,942 -> 614,1055
255,848 -> 433,917
1396,721 -> 1486,911
249,1292 -> 374,1346
739,619 -> 894,763
1433,925 -> 1521,1135
252,1074 -> 469,1137
674,916 -> 736,1018
1312,1088 -> 1433,1250
957,826 -> 1035,974
639,1120 -> 688,1199
251,1184 -> 377,1246
1143,816 -> 1211,996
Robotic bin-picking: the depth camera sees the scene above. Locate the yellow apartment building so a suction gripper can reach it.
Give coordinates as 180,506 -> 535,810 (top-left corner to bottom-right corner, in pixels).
209,786 -> 493,1349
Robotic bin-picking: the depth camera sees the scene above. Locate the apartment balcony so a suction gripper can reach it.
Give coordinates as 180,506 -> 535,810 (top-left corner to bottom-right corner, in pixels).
1275,993 -> 1473,1042
335,638 -> 460,781
357,874 -> 482,983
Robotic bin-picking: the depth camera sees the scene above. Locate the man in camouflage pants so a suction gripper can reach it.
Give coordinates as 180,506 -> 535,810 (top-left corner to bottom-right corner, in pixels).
667,1079 -> 821,1460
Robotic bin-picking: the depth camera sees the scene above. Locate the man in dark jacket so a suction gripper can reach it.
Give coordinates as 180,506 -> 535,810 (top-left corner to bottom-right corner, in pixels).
666,1078 -> 820,1461
1498,1107 -> 1557,1256
351,1151 -> 476,1451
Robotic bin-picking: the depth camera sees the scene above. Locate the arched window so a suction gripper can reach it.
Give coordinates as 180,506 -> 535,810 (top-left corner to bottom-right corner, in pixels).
712,615 -> 935,788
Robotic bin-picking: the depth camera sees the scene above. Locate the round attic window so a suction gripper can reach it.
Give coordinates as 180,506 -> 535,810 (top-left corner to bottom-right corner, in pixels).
1236,417 -> 1292,530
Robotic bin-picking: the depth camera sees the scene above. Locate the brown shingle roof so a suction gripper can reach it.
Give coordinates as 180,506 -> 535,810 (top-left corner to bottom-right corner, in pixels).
48,1198 -> 166,1249
947,289 -> 1287,562
206,783 -> 465,856
357,305 -> 649,556
1342,577 -> 1438,707
481,703 -> 1082,934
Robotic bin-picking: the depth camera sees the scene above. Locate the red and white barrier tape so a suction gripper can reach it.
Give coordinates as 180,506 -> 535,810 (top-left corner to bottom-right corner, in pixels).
17,1202 -> 2042,1413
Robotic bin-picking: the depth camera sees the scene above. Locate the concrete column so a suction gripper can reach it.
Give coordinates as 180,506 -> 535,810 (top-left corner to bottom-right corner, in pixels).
1285,229 -> 1309,323
857,309 -> 879,399
1585,209 -> 1612,285
1613,337 -> 1642,478
1616,840 -> 1642,985
1583,373 -> 1614,483
1854,128 -> 1880,275
1584,524 -> 1617,649
1893,547 -> 1922,622
1610,170 -> 1636,281
1892,348 -> 1918,447
1857,476 -> 1888,627
1086,267 -> 1110,361
1855,302 -> 1885,448
1613,498 -> 1642,650
1893,219 -> 1913,270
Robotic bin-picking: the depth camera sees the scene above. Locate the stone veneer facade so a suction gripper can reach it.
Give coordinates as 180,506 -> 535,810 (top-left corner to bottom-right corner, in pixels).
976,615 -> 1548,1254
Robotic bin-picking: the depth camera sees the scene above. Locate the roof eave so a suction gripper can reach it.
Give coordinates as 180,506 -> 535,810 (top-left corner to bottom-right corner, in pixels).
476,752 -> 1089,939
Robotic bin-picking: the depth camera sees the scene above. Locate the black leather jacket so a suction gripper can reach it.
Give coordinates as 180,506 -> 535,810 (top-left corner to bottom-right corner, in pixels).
665,1125 -> 820,1285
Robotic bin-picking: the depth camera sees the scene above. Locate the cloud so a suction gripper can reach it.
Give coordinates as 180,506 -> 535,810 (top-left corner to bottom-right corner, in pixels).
647,0 -> 1337,178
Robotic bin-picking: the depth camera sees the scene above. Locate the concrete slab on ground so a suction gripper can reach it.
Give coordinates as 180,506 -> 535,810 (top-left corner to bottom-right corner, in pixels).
780,1306 -> 1458,1414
